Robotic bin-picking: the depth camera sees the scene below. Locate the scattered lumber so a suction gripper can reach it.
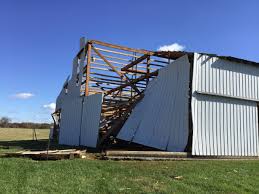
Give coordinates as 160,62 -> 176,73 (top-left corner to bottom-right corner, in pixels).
104,151 -> 259,161
104,150 -> 190,160
4,149 -> 87,160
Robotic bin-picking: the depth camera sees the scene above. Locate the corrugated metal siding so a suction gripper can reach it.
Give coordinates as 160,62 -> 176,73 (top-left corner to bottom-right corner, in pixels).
192,93 -> 259,156
193,53 -> 259,101
80,94 -> 103,148
118,55 -> 190,151
117,78 -> 157,141
56,76 -> 69,111
192,53 -> 259,156
67,57 -> 84,97
58,52 -> 86,146
59,97 -> 83,146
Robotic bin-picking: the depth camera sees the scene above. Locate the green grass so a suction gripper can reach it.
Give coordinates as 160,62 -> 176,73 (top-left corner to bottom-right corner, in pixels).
0,128 -> 259,194
0,159 -> 258,194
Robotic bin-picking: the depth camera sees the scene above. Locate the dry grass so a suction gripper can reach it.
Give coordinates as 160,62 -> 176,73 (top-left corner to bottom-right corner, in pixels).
0,128 -> 49,141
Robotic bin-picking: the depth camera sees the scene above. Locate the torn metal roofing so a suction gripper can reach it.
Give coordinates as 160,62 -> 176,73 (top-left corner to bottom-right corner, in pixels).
118,55 -> 190,151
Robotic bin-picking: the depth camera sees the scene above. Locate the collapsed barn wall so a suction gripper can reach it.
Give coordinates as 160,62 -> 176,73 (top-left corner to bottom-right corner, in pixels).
54,37 -> 171,148
192,53 -> 259,156
53,37 -> 259,157
117,55 -> 190,151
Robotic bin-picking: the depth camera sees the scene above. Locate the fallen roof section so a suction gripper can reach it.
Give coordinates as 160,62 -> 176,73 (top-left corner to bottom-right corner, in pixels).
117,55 -> 190,152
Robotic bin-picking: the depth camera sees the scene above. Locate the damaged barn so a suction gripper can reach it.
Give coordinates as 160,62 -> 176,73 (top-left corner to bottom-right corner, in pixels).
52,37 -> 259,157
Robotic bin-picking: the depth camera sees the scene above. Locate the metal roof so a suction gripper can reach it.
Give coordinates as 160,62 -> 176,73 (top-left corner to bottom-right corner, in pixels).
154,51 -> 259,66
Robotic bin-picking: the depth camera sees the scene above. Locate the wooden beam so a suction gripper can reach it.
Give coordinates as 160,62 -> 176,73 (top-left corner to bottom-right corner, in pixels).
92,46 -> 141,94
90,72 -> 123,79
123,69 -> 147,74
92,46 -> 124,78
154,51 -> 190,60
89,40 -> 154,55
105,70 -> 158,95
98,94 -> 144,146
121,54 -> 149,71
85,43 -> 92,96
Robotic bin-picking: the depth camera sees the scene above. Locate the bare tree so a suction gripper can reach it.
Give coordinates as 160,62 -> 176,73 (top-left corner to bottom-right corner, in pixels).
0,117 -> 11,127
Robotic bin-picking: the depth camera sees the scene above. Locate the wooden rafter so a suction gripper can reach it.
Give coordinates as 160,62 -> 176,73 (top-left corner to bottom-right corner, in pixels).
98,94 -> 144,146
105,70 -> 158,95
89,40 -> 154,55
92,46 -> 124,78
121,54 -> 150,71
92,46 -> 141,95
122,69 -> 147,74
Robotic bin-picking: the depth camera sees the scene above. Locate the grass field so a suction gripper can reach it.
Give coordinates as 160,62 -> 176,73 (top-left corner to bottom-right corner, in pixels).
0,128 -> 50,154
0,128 -> 49,141
0,128 -> 259,194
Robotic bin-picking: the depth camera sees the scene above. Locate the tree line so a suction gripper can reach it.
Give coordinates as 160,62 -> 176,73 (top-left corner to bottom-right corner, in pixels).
0,117 -> 52,129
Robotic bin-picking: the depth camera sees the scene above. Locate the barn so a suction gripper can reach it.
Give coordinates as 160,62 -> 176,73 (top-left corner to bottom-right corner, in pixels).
52,37 -> 259,157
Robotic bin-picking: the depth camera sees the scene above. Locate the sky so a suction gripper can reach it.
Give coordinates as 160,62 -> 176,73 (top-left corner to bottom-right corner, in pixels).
0,0 -> 259,123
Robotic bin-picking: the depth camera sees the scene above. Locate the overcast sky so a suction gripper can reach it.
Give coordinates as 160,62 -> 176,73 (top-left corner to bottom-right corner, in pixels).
0,0 -> 259,123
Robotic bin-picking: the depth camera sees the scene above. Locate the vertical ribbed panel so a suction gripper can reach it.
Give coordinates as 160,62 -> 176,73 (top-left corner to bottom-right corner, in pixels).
80,93 -> 103,148
59,97 -> 83,146
192,94 -> 259,156
192,52 -> 259,156
58,39 -> 86,146
193,53 -> 259,101
56,76 -> 69,110
118,55 -> 190,151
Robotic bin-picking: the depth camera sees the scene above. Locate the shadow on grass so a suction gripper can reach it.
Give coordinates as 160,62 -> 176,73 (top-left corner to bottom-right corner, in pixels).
0,139 -> 81,152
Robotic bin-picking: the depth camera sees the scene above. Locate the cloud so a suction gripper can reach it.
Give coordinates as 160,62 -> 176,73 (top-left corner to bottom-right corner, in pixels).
157,43 -> 185,51
12,92 -> 35,99
43,102 -> 56,112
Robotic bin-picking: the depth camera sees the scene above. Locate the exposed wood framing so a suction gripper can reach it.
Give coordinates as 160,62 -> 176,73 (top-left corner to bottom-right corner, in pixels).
89,40 -> 154,55
98,94 -> 144,146
123,69 -> 147,74
92,46 -> 124,78
121,54 -> 150,71
105,70 -> 158,95
92,45 -> 141,95
72,38 -> 184,148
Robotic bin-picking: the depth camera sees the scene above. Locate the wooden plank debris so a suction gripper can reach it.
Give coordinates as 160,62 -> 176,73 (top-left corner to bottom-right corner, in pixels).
4,149 -> 87,160
104,150 -> 189,161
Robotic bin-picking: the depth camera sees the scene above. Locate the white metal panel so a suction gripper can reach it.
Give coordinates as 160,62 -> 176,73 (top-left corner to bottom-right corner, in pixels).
193,53 -> 259,101
59,97 -> 83,146
80,94 -> 103,148
117,79 -> 158,141
192,93 -> 259,156
116,99 -> 145,141
67,56 -> 84,98
56,89 -> 66,111
192,52 -> 259,156
118,55 -> 190,151
58,39 -> 86,146
56,76 -> 69,111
